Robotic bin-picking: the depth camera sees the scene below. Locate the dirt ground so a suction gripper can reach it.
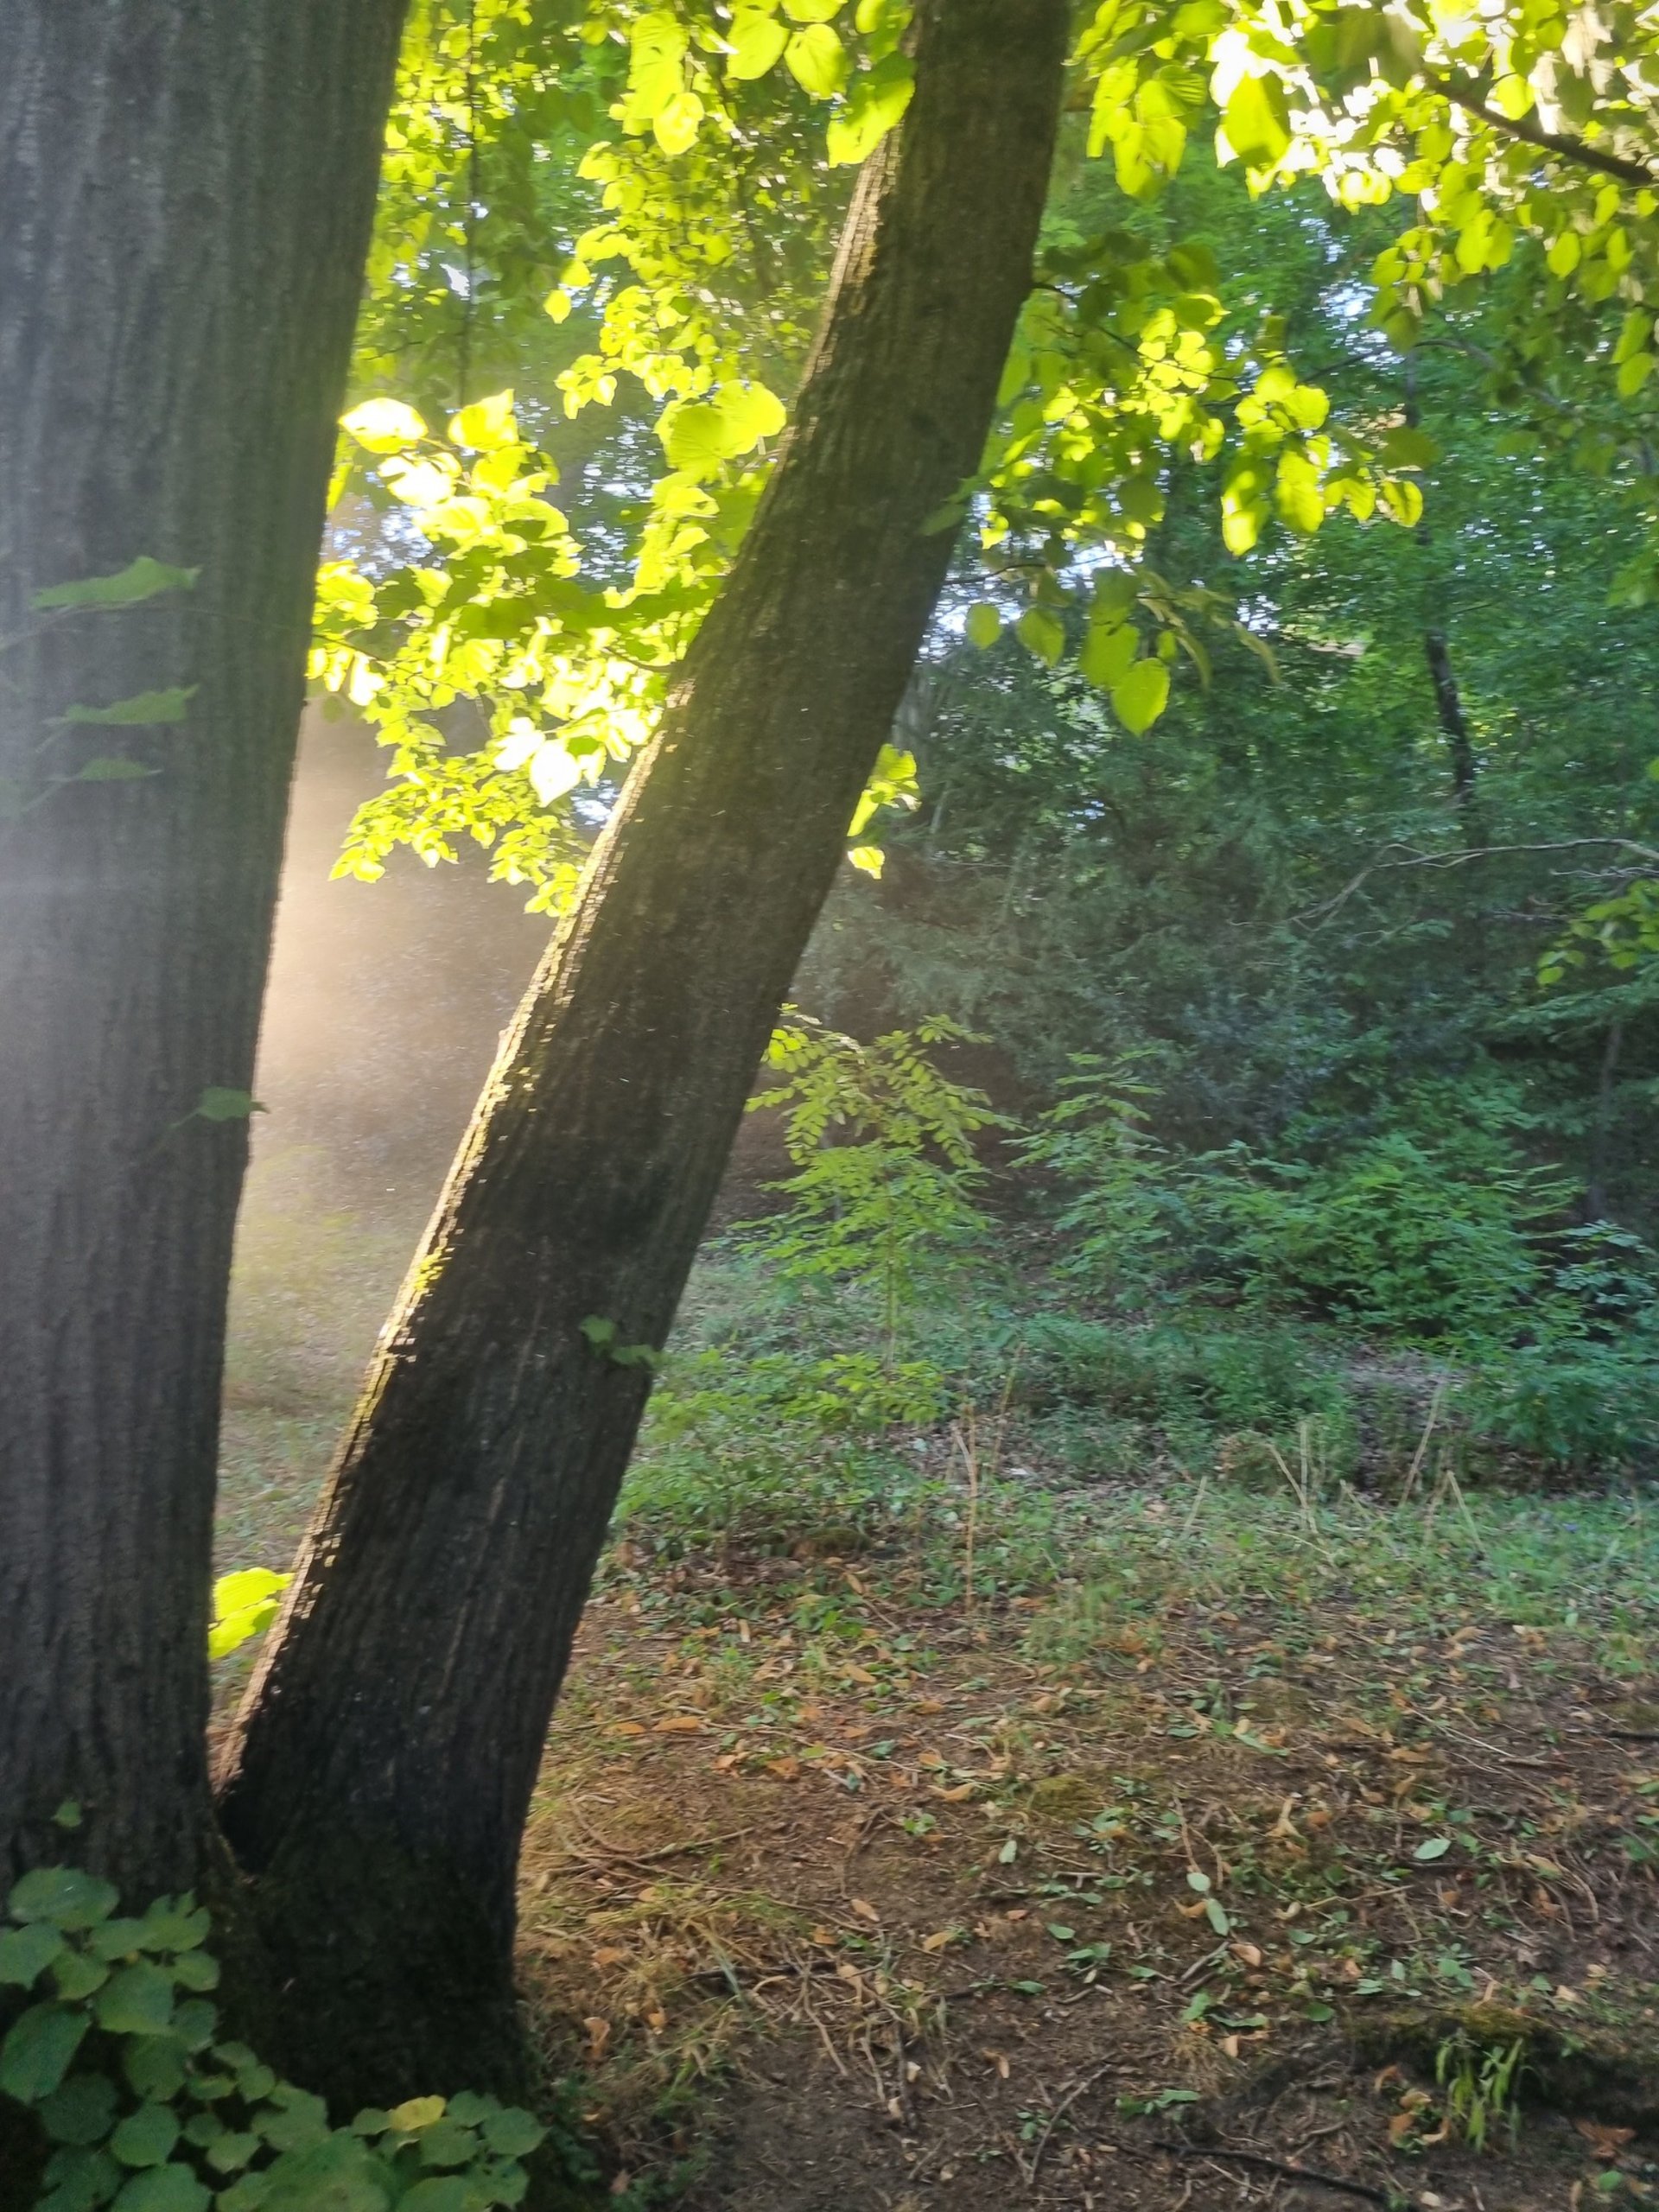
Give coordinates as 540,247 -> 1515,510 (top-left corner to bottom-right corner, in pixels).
517,1544 -> 1659,2212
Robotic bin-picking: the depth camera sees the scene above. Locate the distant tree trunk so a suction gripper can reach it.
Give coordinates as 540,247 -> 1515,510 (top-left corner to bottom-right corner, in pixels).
1586,1017 -> 1624,1220
218,0 -> 1068,2107
1424,627 -> 1480,830
0,4 -> 406,1910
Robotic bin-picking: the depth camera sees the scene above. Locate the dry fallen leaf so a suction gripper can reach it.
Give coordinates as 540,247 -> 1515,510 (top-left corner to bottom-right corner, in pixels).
932,1782 -> 975,1802
765,1757 -> 800,1781
1575,2121 -> 1635,2160
920,1929 -> 953,1953
654,1714 -> 705,1735
590,1947 -> 627,1969
850,1897 -> 880,1923
1232,1942 -> 1263,1968
613,1721 -> 645,1738
981,2049 -> 1011,2079
584,2016 -> 612,2061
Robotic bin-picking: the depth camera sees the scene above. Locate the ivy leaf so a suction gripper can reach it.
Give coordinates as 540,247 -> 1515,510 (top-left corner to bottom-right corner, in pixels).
10,1869 -> 119,1929
111,2103 -> 182,2170
479,2108 -> 545,2158
75,759 -> 160,782
95,1963 -> 175,2037
108,2171 -> 211,2212
785,23 -> 849,98
192,1089 -> 264,1123
727,13 -> 790,78
37,2071 -> 119,2147
0,2004 -> 91,2101
32,558 -> 199,613
60,688 -> 196,728
340,398 -> 428,452
0,1923 -> 68,1987
1110,658 -> 1170,734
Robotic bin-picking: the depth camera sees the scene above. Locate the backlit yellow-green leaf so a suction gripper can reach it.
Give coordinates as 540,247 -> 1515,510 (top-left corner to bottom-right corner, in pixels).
1111,657 -> 1170,734
653,89 -> 704,156
785,22 -> 849,98
728,12 -> 790,76
783,0 -> 842,20
341,398 -> 428,453
448,390 -> 516,451
965,602 -> 1002,649
847,845 -> 886,876
1080,620 -> 1137,690
1016,606 -> 1065,666
1221,73 -> 1291,168
827,54 -> 914,164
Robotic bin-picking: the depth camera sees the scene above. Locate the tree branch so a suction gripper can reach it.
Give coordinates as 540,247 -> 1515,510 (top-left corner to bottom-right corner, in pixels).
1431,73 -> 1658,189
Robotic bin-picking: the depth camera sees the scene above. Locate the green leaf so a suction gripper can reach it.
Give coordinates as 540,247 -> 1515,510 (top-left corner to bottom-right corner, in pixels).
0,1921 -> 69,1986
136,1899 -> 210,1953
52,1950 -> 111,2001
785,22 -> 849,97
826,54 -> 914,165
238,2137 -> 385,2212
415,2119 -> 479,2168
53,1802 -> 84,1832
1015,607 -> 1065,666
1110,658 -> 1170,734
38,2143 -> 124,2212
783,0 -> 841,18
32,559 -> 199,613
111,2105 -> 181,2170
653,88 -> 704,156
10,1869 -> 120,1929
75,759 -> 160,782
1222,73 -> 1291,167
1,2004 -> 91,2101
1185,1869 -> 1211,1894
122,2036 -> 187,2104
448,391 -> 517,451
478,2108 -> 545,2158
109,2171 -> 210,2212
1204,1896 -> 1231,1935
192,1089 -> 264,1123
203,2133 -> 261,2175
60,688 -> 196,728
1080,621 -> 1137,690
1414,1836 -> 1452,1862
340,399 -> 428,453
398,2181 -> 475,2212
964,603 -> 1002,650
727,12 -> 790,77
39,2074 -> 118,2148
95,1963 -> 175,2037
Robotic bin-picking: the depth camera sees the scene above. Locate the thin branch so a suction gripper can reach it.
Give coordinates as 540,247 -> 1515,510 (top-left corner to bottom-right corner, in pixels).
1153,2139 -> 1395,2206
1300,836 -> 1659,930
1432,73 -> 1658,189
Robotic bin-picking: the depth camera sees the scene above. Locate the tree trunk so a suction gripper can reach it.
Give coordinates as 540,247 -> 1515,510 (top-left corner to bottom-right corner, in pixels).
0,3 -> 406,1908
1424,627 -> 1480,830
218,0 -> 1067,2107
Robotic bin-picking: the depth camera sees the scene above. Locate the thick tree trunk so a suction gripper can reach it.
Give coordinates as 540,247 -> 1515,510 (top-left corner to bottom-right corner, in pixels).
0,3 -> 406,1907
218,0 -> 1067,2106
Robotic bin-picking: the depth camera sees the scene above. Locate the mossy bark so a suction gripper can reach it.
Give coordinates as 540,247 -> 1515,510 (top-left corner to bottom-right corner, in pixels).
218,0 -> 1069,2105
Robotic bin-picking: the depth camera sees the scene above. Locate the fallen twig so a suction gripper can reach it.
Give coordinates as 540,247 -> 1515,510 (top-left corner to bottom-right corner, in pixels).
1027,2061 -> 1120,2185
1153,2139 -> 1396,2205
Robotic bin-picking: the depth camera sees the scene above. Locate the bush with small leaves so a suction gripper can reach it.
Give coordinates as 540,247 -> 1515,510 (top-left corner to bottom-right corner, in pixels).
0,1869 -> 546,2211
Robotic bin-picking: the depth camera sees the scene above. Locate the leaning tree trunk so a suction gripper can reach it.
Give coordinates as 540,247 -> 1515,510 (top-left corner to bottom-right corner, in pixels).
218,0 -> 1068,2107
0,3 -> 406,1910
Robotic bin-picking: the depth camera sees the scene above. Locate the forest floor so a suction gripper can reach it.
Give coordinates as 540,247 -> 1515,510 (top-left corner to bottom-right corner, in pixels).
215,1145 -> 1659,2212
516,1489 -> 1659,2212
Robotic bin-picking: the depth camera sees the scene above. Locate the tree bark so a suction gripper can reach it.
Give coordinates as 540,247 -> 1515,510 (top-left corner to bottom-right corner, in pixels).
218,0 -> 1067,2106
0,3 -> 406,1908
1424,627 -> 1480,829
